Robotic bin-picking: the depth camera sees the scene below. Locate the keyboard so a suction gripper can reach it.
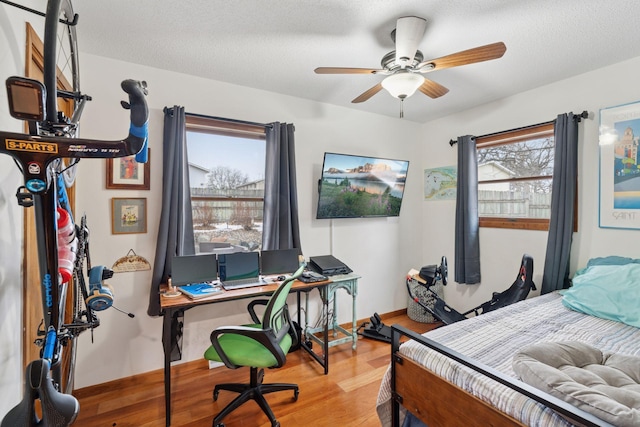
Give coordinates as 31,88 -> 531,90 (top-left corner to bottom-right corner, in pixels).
221,277 -> 266,290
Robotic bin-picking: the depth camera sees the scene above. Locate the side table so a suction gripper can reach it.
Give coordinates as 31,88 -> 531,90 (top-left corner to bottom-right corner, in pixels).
302,273 -> 360,370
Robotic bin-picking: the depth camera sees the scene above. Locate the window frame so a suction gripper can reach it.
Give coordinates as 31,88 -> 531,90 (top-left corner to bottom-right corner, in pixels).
476,122 -> 577,231
185,114 -> 267,249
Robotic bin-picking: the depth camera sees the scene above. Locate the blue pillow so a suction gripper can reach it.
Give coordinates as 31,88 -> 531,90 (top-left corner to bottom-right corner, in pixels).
563,264 -> 640,327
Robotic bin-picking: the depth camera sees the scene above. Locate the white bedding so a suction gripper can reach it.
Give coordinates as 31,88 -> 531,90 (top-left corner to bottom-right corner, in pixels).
376,292 -> 640,426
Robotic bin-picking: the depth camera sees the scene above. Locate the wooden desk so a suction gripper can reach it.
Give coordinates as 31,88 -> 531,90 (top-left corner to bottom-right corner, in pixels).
159,276 -> 359,426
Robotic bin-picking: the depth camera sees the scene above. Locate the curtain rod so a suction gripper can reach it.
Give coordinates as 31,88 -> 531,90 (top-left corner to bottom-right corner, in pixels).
185,111 -> 272,129
449,110 -> 589,146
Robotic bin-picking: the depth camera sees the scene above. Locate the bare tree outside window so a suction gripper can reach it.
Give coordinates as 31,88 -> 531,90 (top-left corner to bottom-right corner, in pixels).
475,123 -> 570,230
478,137 -> 554,193
207,166 -> 250,190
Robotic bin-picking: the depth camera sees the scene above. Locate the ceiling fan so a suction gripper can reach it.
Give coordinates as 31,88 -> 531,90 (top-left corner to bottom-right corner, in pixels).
314,16 -> 507,117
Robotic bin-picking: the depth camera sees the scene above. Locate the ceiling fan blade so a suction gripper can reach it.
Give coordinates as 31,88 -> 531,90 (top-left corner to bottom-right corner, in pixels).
417,42 -> 507,72
352,83 -> 384,103
395,16 -> 427,67
314,67 -> 384,75
418,79 -> 449,99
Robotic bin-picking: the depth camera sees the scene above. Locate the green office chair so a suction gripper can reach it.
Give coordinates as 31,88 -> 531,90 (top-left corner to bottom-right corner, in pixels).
204,263 -> 306,427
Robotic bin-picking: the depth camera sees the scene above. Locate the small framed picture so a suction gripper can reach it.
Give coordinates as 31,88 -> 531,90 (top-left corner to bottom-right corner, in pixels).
106,149 -> 150,190
111,198 -> 147,234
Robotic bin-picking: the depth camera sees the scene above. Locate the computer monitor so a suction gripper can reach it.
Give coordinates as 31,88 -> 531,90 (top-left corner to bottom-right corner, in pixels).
218,251 -> 260,281
260,248 -> 301,276
171,254 -> 218,286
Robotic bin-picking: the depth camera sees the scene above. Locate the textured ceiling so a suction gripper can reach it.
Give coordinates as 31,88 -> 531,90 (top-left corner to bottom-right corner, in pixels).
72,0 -> 640,123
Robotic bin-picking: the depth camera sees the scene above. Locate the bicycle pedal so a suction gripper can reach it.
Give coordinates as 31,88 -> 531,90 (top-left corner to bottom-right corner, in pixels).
15,186 -> 33,208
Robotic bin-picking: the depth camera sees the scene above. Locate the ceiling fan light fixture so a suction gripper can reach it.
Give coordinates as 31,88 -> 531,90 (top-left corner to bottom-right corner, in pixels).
381,72 -> 425,99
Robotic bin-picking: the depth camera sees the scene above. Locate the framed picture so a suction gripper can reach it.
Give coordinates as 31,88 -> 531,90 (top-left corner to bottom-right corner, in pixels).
106,149 -> 150,190
424,165 -> 457,201
112,198 -> 147,234
599,101 -> 640,229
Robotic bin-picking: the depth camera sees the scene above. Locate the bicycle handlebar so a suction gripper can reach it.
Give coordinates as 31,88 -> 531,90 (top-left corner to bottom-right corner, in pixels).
0,79 -> 149,193
120,79 -> 149,163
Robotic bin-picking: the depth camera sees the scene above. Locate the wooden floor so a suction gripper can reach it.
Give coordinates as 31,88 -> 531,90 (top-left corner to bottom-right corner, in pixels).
73,312 -> 440,427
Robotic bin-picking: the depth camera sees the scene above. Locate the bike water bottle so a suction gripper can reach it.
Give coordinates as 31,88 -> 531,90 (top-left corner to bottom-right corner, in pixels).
57,207 -> 77,283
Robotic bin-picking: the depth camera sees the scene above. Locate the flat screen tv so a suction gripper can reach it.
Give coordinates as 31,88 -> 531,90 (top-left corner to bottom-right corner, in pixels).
316,152 -> 409,219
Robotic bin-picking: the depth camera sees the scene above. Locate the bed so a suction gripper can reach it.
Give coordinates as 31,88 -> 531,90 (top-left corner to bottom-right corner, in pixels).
376,258 -> 640,427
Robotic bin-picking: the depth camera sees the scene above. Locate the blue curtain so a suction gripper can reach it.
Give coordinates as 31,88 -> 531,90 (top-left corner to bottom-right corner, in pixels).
147,106 -> 195,316
541,113 -> 579,294
262,122 -> 301,250
454,135 -> 481,284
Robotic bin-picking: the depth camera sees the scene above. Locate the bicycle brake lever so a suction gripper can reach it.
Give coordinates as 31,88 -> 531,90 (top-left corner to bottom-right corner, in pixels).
120,79 -> 149,163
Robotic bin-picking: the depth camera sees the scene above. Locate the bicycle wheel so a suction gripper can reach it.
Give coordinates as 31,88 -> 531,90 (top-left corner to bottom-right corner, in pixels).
44,1 -> 82,389
43,0 -> 81,135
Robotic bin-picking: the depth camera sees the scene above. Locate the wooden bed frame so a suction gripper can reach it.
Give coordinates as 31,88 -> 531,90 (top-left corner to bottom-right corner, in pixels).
389,325 -> 612,427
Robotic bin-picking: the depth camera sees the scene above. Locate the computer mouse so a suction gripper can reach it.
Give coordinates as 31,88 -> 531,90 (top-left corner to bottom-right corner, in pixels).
277,275 -> 286,281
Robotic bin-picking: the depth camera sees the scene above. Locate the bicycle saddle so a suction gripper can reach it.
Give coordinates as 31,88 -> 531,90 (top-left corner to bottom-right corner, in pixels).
1,359 -> 79,427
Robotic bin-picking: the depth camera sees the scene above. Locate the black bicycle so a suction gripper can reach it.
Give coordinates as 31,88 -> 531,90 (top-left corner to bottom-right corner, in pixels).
0,1 -> 148,425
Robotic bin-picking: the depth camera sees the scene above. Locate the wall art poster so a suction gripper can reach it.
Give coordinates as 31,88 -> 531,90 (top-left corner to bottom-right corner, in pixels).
424,165 -> 457,201
599,101 -> 640,229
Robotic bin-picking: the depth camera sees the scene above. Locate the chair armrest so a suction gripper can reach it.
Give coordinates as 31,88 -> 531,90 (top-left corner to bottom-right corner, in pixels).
210,325 -> 286,369
248,299 -> 268,324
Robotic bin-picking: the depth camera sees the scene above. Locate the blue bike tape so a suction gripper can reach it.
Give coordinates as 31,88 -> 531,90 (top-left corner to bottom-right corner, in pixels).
129,121 -> 148,138
131,121 -> 149,163
43,326 -> 56,361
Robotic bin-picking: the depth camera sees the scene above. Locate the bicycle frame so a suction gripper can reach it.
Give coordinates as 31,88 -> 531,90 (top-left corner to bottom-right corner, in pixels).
1,78 -> 148,426
3,127 -> 144,345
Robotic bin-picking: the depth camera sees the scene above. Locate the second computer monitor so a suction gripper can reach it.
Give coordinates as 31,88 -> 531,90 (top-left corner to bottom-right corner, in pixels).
171,253 -> 218,286
219,251 -> 260,282
260,248 -> 301,276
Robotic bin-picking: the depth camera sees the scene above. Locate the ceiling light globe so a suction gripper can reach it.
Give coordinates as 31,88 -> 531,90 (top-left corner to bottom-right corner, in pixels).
381,72 -> 425,99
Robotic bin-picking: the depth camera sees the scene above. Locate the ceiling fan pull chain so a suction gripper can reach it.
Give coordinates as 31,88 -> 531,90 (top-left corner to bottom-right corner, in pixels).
400,99 -> 404,118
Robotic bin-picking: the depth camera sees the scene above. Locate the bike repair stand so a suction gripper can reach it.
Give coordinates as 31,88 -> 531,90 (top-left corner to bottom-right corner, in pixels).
360,312 -> 392,343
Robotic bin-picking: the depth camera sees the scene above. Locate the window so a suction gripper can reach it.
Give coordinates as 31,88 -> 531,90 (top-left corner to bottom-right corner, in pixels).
185,115 -> 266,253
477,123 -> 571,230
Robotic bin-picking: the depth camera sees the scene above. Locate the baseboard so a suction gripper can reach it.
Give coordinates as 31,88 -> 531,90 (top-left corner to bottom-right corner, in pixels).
208,360 -> 224,369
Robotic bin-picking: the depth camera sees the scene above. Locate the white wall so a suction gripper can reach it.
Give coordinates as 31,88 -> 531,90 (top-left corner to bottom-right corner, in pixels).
419,57 -> 640,314
71,54 -> 423,388
0,0 -> 43,416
